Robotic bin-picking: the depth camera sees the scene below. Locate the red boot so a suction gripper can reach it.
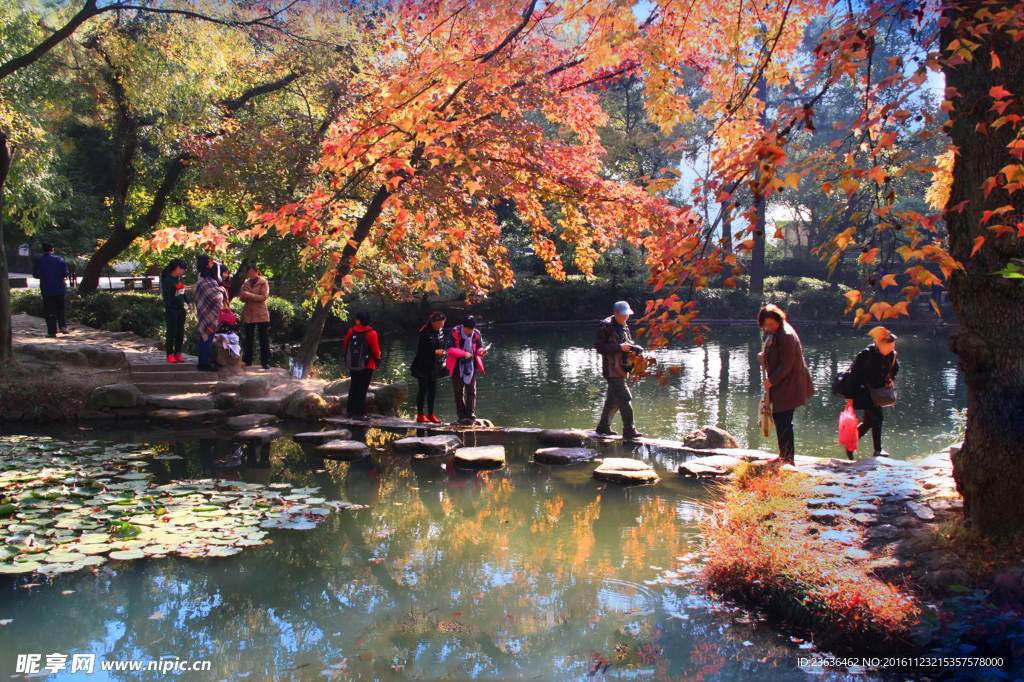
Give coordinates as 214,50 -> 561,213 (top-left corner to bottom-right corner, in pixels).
428,414 -> 442,423
174,353 -> 184,363
166,354 -> 178,364
416,414 -> 429,423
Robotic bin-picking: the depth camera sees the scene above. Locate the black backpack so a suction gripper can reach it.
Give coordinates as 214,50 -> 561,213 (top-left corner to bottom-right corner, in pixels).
346,328 -> 371,371
831,369 -> 853,398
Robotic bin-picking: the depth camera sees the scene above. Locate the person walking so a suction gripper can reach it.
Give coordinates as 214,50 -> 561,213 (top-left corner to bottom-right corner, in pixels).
843,326 -> 900,459
239,263 -> 271,370
194,255 -> 224,372
445,315 -> 488,425
343,310 -> 382,418
32,242 -> 69,337
595,301 -> 645,440
160,258 -> 189,363
410,311 -> 448,423
758,304 -> 815,464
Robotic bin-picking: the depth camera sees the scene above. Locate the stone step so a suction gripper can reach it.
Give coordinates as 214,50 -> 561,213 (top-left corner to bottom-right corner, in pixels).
130,370 -> 211,382
128,361 -> 198,374
145,394 -> 216,410
133,381 -> 218,395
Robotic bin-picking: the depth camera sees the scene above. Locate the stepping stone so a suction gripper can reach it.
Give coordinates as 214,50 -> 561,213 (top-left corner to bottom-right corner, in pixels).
453,445 -> 506,469
233,427 -> 282,444
534,447 -> 598,465
593,458 -> 659,484
537,429 -> 591,447
315,439 -> 370,461
149,409 -> 226,426
393,435 -> 462,455
239,397 -> 285,416
677,446 -> 777,461
906,501 -> 936,521
226,414 -> 280,431
146,394 -> 216,410
678,454 -> 745,477
808,509 -> 852,526
293,429 -> 354,443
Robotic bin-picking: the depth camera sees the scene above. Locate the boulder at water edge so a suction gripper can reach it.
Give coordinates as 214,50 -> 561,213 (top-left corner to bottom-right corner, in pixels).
453,445 -> 505,469
537,429 -> 591,447
293,429 -> 354,443
393,435 -> 462,456
225,413 -> 279,431
534,447 -> 598,465
681,426 -> 739,450
233,427 -> 282,444
239,377 -> 270,398
369,381 -> 409,416
322,378 -> 352,396
593,458 -> 659,484
284,390 -> 329,421
86,383 -> 142,410
315,439 -> 370,460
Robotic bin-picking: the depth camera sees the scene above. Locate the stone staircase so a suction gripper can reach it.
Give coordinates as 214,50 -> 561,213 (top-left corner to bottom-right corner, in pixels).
128,356 -> 220,409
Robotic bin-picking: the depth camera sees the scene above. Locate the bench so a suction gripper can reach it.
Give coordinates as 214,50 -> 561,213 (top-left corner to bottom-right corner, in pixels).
8,277 -> 28,288
121,277 -> 154,291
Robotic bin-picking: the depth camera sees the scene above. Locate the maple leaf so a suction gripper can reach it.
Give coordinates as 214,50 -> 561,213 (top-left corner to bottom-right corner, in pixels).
879,274 -> 898,288
971,236 -> 985,257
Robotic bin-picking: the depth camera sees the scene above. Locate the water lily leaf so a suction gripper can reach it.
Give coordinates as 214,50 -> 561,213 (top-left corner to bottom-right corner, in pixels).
108,549 -> 146,561
207,547 -> 242,557
0,561 -> 41,574
43,551 -> 86,564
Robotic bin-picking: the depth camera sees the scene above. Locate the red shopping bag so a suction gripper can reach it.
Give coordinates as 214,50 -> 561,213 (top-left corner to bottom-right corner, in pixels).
838,401 -> 859,451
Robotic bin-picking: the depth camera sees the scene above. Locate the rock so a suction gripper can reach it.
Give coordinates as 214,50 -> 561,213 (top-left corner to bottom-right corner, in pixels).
920,569 -> 970,594
211,344 -> 243,369
293,429 -> 354,443
226,413 -> 280,431
233,427 -> 282,444
394,435 -> 462,455
284,390 -> 329,421
681,426 -> 739,450
534,447 -> 598,465
239,377 -> 270,399
853,513 -> 879,526
808,509 -> 851,525
678,454 -> 744,477
369,381 -> 409,416
906,501 -> 936,521
849,503 -> 879,514
239,397 -> 285,416
454,445 -> 506,469
818,529 -> 858,544
149,409 -> 225,426
322,378 -> 352,396
593,458 -> 659,484
146,394 -> 216,411
677,447 -> 777,462
211,392 -> 237,411
315,439 -> 370,460
915,550 -> 960,571
111,407 -> 148,418
213,381 -> 242,394
86,384 -> 142,410
846,548 -> 872,561
914,451 -> 953,469
537,429 -> 591,447
81,347 -> 127,369
993,567 -> 1024,597
76,409 -> 113,421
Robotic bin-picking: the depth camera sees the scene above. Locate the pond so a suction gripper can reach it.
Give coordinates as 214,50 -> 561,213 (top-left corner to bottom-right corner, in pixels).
325,322 -> 965,460
0,427 -> 902,681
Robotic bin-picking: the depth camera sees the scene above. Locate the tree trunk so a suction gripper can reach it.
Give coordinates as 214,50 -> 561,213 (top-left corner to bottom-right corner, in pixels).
749,75 -> 769,297
78,225 -> 137,293
0,133 -> 14,361
942,0 -> 1024,536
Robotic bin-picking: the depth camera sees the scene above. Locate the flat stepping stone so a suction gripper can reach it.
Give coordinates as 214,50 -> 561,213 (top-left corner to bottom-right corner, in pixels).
453,445 -> 506,469
145,394 -> 216,410
293,429 -> 354,443
677,446 -> 777,461
534,447 -> 598,465
149,409 -> 226,426
393,435 -> 462,455
537,429 -> 591,447
233,427 -> 282,444
593,458 -> 659,484
226,413 -> 279,431
315,439 -> 370,460
678,454 -> 747,477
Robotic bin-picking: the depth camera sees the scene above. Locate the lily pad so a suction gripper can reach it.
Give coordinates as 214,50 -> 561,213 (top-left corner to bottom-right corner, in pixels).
108,549 -> 146,561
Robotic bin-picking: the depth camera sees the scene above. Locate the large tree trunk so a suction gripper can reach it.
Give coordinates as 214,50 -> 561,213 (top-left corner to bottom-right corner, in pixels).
942,0 -> 1024,536
0,133 -> 14,361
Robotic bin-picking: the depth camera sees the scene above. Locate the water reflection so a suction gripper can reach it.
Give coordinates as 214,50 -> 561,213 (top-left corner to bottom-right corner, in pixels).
1,430 -> 899,681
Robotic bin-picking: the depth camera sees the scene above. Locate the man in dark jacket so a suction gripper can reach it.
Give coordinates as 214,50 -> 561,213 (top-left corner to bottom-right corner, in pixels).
32,242 -> 69,337
595,301 -> 645,440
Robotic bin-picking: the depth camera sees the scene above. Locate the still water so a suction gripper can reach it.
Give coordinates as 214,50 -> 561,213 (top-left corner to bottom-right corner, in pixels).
0,324 -> 960,681
331,323 -> 965,459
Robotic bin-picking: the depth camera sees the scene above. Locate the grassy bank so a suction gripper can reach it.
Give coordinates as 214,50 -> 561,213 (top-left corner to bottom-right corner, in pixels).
701,463 -> 921,653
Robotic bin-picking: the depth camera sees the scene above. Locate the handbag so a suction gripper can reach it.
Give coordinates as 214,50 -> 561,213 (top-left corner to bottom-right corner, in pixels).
869,351 -> 898,407
759,358 -> 773,437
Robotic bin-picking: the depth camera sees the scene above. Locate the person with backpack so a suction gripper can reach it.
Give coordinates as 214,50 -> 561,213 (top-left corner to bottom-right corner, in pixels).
343,310 -> 382,418
32,242 -> 69,337
445,315 -> 488,425
595,301 -> 646,440
841,326 -> 900,459
757,304 -> 814,464
410,311 -> 448,423
160,258 -> 189,363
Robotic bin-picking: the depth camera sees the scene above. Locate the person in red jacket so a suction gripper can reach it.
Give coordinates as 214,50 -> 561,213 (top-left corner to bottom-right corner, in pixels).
343,310 -> 382,418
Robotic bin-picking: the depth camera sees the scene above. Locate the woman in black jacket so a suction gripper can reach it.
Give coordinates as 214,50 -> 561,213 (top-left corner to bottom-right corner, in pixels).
411,311 -> 448,423
845,326 -> 900,459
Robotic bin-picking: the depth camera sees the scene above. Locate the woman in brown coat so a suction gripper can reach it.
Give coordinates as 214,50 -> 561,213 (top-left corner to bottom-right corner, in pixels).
239,263 -> 271,369
758,304 -> 815,464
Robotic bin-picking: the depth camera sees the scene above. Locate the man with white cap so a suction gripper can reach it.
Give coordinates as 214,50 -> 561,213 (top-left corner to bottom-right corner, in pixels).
594,300 -> 645,440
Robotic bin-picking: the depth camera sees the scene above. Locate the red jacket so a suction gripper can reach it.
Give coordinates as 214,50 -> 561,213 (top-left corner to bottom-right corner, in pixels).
343,324 -> 382,370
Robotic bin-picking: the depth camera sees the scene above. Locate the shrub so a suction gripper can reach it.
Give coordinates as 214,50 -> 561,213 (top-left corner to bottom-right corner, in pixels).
10,289 -> 44,317
265,296 -> 306,340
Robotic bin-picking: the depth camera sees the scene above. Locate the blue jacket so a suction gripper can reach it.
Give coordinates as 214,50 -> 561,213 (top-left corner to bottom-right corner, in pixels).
33,253 -> 69,297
